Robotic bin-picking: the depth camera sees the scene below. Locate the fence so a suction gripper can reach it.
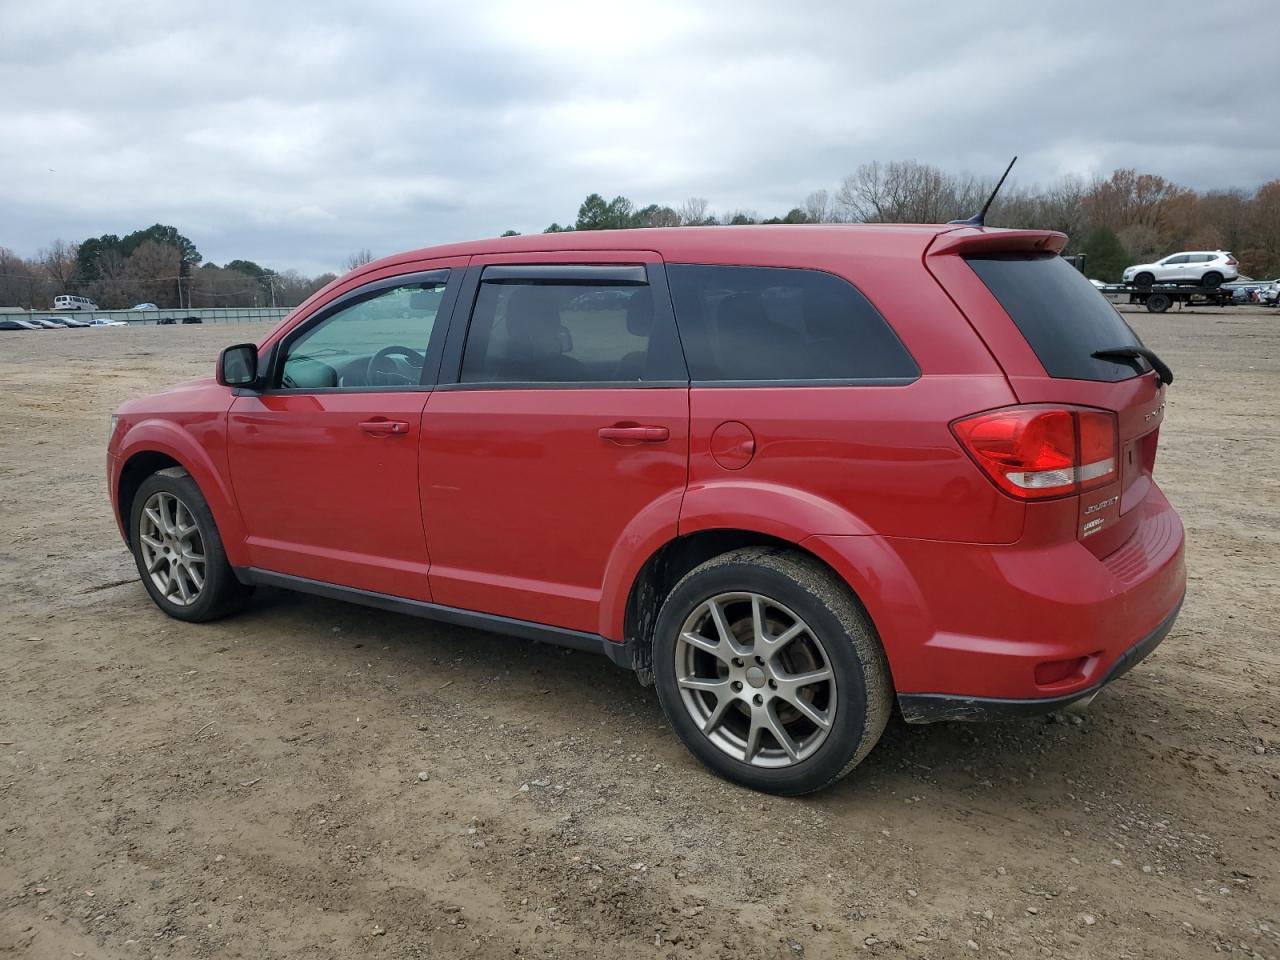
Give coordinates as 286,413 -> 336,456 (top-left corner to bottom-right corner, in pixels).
6,306 -> 291,326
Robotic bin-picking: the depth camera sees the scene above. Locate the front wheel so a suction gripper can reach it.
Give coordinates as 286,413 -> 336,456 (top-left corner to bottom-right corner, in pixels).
130,469 -> 252,622
1133,271 -> 1155,288
652,548 -> 892,795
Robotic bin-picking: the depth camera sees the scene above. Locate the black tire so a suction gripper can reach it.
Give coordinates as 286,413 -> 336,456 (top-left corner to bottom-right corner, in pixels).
1133,272 -> 1155,289
1201,271 -> 1223,288
1146,293 -> 1172,313
652,547 -> 892,795
129,468 -> 252,622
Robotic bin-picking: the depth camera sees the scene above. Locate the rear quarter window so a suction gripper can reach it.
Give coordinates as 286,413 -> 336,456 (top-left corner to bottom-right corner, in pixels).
965,253 -> 1149,382
666,264 -> 918,383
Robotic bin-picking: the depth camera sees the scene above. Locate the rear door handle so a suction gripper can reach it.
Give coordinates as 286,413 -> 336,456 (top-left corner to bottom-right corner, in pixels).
359,419 -> 410,437
598,424 -> 670,443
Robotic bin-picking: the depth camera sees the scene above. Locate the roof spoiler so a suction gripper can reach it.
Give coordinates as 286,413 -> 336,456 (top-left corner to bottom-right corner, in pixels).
928,229 -> 1068,257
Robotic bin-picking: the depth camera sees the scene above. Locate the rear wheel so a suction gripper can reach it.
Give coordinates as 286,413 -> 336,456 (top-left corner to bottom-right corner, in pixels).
130,469 -> 251,622
652,548 -> 892,795
1201,271 -> 1224,288
1133,271 -> 1155,288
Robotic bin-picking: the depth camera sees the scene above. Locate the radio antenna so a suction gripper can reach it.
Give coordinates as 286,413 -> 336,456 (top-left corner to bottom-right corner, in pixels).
949,155 -> 1017,227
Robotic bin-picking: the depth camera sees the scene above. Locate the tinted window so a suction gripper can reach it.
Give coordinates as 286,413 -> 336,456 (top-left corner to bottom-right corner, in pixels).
665,265 -> 917,383
966,254 -> 1149,382
461,281 -> 685,384
280,276 -> 448,389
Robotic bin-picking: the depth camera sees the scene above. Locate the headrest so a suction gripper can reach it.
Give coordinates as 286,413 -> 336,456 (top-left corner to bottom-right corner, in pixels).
505,285 -> 563,357
803,289 -> 845,340
625,287 -> 654,336
715,292 -> 770,331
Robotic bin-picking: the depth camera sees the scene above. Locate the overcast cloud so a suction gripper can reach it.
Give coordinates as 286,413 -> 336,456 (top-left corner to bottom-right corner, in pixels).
3,0 -> 1277,275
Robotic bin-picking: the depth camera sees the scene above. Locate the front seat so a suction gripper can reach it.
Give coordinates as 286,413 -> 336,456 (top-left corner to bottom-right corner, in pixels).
614,288 -> 653,381
500,285 -> 586,382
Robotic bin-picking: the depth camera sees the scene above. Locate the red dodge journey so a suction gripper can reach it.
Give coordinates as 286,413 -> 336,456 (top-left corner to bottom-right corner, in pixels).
108,224 -> 1185,794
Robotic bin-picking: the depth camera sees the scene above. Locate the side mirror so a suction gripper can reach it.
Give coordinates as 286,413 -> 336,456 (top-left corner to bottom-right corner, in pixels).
217,343 -> 260,388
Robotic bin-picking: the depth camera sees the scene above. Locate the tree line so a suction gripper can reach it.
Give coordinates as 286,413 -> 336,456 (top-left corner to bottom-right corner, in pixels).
0,224 -> 349,311
515,164 -> 1280,281
4,163 -> 1277,310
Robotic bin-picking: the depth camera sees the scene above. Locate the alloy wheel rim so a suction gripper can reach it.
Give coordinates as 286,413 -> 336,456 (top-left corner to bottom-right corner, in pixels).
138,492 -> 206,606
675,592 -> 837,768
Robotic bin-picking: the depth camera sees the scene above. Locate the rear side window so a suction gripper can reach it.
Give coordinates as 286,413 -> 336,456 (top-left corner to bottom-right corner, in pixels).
965,254 -> 1149,382
666,265 -> 918,383
461,280 -> 686,384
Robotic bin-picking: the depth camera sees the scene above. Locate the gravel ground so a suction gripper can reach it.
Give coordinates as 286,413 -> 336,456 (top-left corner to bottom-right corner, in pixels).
1,306 -> 1277,959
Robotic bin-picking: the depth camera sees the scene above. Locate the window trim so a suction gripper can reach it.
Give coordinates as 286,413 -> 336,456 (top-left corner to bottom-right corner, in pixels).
665,262 -> 920,388
264,268 -> 459,394
436,260 -> 690,390
481,264 -> 648,284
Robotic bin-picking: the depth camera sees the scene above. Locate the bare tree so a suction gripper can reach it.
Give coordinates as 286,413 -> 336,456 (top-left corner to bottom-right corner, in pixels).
38,239 -> 79,291
0,246 -> 43,308
677,197 -> 710,226
123,240 -> 182,307
343,249 -> 375,272
803,189 -> 836,223
837,160 -> 974,224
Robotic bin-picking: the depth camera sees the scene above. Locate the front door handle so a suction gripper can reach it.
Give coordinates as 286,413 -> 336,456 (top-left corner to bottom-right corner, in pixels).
598,424 -> 670,444
359,419 -> 410,437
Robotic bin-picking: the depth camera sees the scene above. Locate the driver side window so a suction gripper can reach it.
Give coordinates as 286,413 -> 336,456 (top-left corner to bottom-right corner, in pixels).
279,275 -> 448,390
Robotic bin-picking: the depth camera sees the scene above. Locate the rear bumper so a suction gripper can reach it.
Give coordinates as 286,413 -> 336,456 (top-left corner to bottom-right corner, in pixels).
897,595 -> 1181,722
806,482 -> 1186,708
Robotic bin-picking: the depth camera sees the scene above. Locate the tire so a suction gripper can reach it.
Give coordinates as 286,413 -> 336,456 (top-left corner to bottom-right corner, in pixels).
652,547 -> 892,795
1146,293 -> 1172,313
1201,271 -> 1223,288
129,468 -> 252,622
1133,272 -> 1155,289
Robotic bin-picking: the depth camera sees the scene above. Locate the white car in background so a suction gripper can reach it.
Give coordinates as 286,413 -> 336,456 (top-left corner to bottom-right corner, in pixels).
1123,251 -> 1239,288
53,295 -> 99,311
90,317 -> 129,327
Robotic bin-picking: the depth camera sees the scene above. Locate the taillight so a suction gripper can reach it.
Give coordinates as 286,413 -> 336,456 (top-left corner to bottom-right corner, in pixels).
1225,255 -> 1238,266
952,405 -> 1118,500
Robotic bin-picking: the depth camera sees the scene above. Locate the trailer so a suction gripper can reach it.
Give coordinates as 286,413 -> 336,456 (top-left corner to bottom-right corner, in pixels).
1098,282 -> 1235,313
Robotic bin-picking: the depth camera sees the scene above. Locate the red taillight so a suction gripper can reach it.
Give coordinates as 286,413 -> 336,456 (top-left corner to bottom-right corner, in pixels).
1225,255 -> 1238,266
952,405 -> 1118,500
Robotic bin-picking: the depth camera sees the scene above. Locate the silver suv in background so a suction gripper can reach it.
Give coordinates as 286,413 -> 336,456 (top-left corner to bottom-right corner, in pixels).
1123,251 -> 1239,288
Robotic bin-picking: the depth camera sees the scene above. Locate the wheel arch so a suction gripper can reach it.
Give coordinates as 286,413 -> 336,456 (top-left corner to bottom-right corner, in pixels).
617,528 -> 893,687
114,420 -> 248,565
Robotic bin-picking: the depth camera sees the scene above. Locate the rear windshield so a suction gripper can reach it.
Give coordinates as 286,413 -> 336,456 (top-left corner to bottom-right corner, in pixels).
965,253 -> 1149,381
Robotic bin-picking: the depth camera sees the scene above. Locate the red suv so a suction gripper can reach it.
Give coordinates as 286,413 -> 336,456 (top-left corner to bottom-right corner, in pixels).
108,225 -> 1185,794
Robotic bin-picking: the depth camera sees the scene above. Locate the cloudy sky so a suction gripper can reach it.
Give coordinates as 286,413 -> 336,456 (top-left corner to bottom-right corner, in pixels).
3,0 -> 1277,275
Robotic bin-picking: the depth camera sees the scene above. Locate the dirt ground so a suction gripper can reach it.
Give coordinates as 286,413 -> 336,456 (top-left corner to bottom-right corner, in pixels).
1,305 -> 1277,960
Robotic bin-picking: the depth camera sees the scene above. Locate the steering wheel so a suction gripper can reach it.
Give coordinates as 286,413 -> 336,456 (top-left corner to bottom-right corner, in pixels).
367,345 -> 425,386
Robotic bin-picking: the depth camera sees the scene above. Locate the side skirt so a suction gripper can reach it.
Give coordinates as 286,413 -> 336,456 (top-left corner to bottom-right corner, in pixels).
234,567 -> 635,670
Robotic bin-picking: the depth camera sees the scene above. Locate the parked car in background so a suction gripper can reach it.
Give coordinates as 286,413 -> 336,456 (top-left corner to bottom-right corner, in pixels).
25,317 -> 63,328
1222,277 -> 1266,303
53,295 -> 99,311
1122,251 -> 1239,287
91,318 -> 129,327
181,316 -> 203,324
132,303 -> 159,311
0,318 -> 41,331
1263,280 -> 1280,305
49,315 -> 91,328
107,224 -> 1185,795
